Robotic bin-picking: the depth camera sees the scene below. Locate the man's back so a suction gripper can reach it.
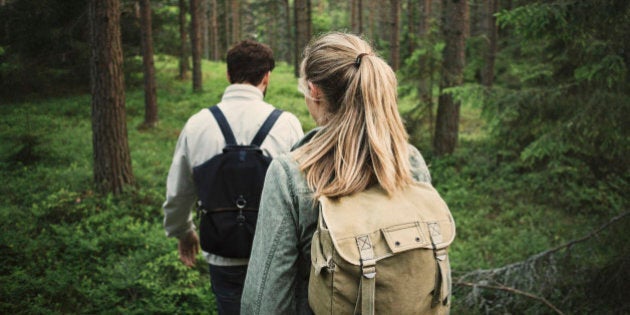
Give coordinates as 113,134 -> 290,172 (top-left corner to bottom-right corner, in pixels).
163,83 -> 304,261
163,39 -> 303,315
181,85 -> 303,169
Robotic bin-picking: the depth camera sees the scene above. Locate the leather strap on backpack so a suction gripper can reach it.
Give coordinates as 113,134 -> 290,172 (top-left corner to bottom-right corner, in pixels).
356,234 -> 376,315
429,222 -> 445,308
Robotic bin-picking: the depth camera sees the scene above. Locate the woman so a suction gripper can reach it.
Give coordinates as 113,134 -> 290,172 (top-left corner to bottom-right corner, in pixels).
241,32 -> 432,314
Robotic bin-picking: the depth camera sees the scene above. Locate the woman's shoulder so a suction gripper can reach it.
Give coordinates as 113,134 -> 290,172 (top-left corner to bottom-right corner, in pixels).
267,153 -> 302,182
290,127 -> 321,151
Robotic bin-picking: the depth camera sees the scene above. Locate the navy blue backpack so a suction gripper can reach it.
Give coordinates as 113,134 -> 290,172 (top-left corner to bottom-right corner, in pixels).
193,106 -> 283,258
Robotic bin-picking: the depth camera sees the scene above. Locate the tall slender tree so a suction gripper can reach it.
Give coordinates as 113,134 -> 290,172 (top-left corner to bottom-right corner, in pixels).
1,0 -> 7,44
201,0 -> 209,59
210,0 -> 220,60
282,0 -> 292,63
350,0 -> 363,34
178,0 -> 189,80
418,0 -> 434,123
481,0 -> 498,87
88,0 -> 135,194
389,0 -> 401,71
231,0 -> 240,44
190,0 -> 203,91
434,0 -> 469,156
139,0 -> 158,127
406,0 -> 417,54
293,0 -> 312,77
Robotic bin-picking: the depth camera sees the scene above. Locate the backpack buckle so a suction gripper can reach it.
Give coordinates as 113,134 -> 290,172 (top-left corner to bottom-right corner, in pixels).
196,200 -> 207,217
235,195 -> 247,209
236,196 -> 246,225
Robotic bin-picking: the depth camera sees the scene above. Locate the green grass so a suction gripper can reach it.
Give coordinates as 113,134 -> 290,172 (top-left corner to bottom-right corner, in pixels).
0,56 -> 626,314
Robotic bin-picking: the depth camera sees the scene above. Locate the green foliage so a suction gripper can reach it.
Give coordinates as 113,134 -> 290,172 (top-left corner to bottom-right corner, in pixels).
487,0 -> 630,185
0,56 -> 312,314
398,24 -> 444,144
1,18 -> 628,312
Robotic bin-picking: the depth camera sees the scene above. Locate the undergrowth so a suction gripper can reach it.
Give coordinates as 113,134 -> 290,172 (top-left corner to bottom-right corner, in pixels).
0,56 -> 627,314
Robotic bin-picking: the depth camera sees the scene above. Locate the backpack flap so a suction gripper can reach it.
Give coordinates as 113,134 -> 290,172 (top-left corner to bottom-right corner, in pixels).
318,182 -> 455,266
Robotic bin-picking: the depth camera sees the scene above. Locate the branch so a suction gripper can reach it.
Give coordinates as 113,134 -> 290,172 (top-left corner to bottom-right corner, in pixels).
453,211 -> 630,313
455,281 -> 565,315
533,210 -> 629,259
461,210 -> 630,277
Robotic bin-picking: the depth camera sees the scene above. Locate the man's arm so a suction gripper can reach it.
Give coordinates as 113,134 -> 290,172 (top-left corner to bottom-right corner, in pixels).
163,129 -> 199,265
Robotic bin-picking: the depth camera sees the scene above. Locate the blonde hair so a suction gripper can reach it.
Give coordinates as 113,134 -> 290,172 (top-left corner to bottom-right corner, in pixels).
294,32 -> 413,198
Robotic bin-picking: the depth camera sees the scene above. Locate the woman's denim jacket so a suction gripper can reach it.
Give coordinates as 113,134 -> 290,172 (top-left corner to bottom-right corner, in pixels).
241,129 -> 432,314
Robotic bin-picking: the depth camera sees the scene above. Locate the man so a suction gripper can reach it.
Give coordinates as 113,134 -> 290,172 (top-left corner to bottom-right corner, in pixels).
163,40 -> 304,314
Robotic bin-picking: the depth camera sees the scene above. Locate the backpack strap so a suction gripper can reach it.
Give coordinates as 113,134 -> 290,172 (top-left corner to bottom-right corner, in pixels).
356,235 -> 376,315
250,109 -> 283,147
209,106 -> 237,145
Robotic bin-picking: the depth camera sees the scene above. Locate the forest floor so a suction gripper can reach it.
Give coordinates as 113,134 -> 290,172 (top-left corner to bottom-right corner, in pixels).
0,56 -> 626,314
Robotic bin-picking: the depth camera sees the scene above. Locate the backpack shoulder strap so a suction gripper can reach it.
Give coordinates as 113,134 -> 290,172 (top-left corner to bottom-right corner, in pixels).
209,106 -> 237,145
250,109 -> 283,147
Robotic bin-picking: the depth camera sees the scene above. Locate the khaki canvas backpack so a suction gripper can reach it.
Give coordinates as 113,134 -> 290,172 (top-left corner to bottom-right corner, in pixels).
308,182 -> 456,314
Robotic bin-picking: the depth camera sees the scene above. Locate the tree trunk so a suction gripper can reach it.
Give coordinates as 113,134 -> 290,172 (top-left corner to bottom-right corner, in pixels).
1,0 -> 6,42
178,0 -> 189,80
210,0 -> 219,60
202,0 -> 209,59
267,1 -> 278,55
389,0 -> 401,71
1,0 -> 6,43
407,0 -> 416,54
481,0 -> 498,87
351,0 -> 363,34
282,0 -> 292,63
294,0 -> 312,77
139,0 -> 158,128
420,0 -> 432,35
419,0 -> 433,128
190,0 -> 203,92
88,0 -> 135,194
366,0 -> 376,42
231,0 -> 240,44
434,0 -> 469,156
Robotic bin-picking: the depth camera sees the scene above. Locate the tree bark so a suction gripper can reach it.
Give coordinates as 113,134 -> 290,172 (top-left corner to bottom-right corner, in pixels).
209,0 -> 220,60
202,0 -> 209,59
481,0 -> 498,87
417,0 -> 434,136
224,0 -> 230,50
407,0 -> 416,54
282,0 -> 292,63
139,0 -> 158,127
190,0 -> 203,91
293,0 -> 312,77
389,0 -> 401,71
88,0 -> 135,194
231,0 -> 240,44
434,0 -> 469,156
351,0 -> 363,34
366,0 -> 376,42
267,1 -> 278,55
178,0 -> 189,80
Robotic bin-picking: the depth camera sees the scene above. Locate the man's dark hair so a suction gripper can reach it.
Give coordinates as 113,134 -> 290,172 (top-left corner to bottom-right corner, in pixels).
227,40 -> 275,85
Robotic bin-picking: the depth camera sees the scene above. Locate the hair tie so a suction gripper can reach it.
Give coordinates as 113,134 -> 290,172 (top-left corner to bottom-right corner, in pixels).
355,53 -> 369,68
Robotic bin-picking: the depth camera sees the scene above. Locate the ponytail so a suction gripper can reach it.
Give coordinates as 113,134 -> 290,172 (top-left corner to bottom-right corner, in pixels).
294,33 -> 412,198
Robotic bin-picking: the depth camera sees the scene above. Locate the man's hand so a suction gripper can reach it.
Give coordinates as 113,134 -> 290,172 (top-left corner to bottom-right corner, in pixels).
178,230 -> 200,267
